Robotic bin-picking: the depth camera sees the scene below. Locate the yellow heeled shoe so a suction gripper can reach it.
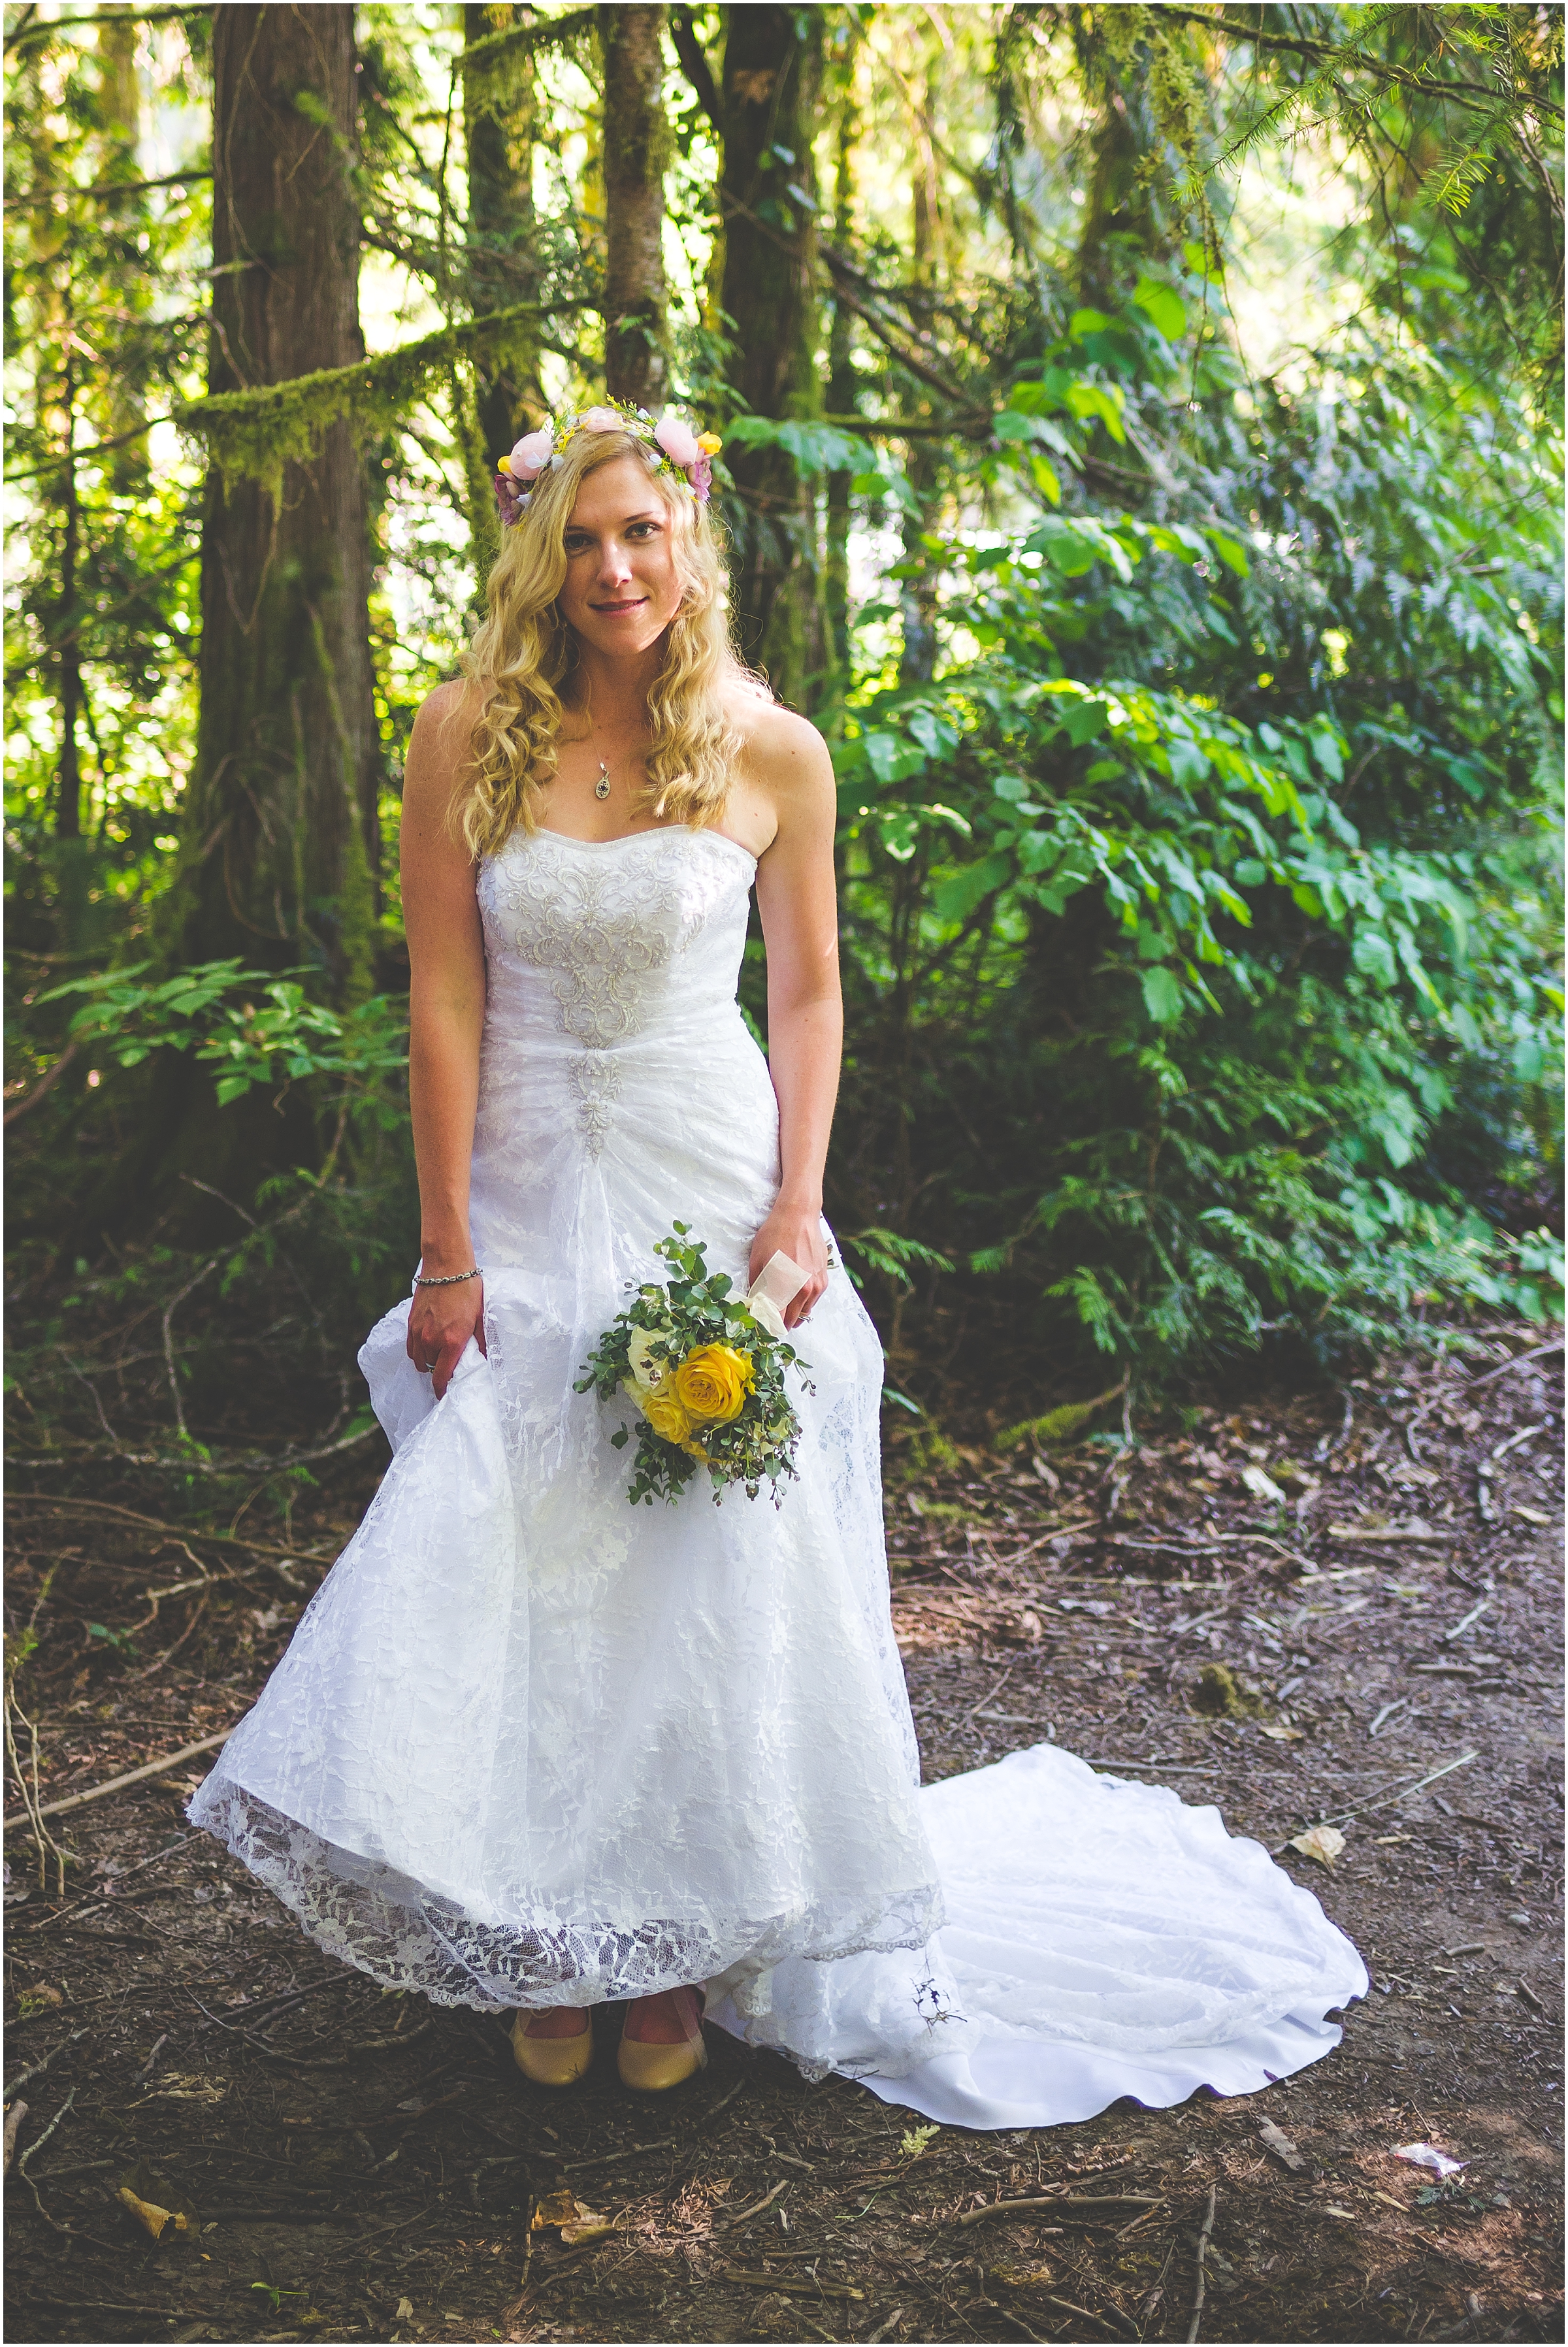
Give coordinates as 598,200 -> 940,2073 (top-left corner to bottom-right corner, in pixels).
510,2008 -> 594,2089
617,1986 -> 708,2093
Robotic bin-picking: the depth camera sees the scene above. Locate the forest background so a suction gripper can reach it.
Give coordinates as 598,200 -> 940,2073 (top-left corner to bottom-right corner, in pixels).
5,0 -> 1563,1499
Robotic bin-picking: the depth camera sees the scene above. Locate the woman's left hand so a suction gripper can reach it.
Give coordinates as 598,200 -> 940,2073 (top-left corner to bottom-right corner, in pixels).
748,1203 -> 830,1330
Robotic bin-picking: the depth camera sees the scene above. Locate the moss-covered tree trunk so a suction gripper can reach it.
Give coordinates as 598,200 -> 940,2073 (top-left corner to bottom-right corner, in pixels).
823,53 -> 860,688
176,1 -> 380,1005
898,60 -> 941,689
465,2 -> 539,464
718,3 -> 823,706
116,3 -> 381,1232
600,5 -> 670,409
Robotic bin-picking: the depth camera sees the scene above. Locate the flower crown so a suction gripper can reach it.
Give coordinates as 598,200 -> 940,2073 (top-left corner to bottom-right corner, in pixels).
495,397 -> 722,525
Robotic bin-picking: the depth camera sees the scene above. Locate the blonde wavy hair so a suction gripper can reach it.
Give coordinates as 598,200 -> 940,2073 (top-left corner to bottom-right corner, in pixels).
455,427 -> 756,857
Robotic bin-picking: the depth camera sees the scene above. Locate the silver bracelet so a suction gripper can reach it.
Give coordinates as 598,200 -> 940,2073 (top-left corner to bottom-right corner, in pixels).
413,1266 -> 482,1287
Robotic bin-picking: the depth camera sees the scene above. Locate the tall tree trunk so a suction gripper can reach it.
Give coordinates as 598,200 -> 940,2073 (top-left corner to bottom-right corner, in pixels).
898,63 -> 941,689
55,344 -> 84,842
600,5 -> 670,409
464,2 -> 539,464
106,3 -> 381,1233
96,3 -> 149,495
718,3 -> 823,704
823,56 -> 860,687
176,2 -> 380,1006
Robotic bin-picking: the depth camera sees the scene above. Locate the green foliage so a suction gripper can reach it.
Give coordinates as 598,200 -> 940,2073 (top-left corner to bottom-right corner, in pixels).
841,1228 -> 955,1293
38,959 -> 408,1115
825,250 -> 1561,1388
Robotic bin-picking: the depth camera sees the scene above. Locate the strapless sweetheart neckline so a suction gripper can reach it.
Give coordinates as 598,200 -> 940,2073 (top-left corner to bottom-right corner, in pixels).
535,823 -> 759,867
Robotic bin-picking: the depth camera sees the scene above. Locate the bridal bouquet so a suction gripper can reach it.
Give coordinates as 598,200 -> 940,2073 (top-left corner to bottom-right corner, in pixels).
576,1226 -> 811,1506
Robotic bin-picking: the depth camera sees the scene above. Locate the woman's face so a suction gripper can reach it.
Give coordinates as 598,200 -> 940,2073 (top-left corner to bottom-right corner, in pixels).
557,453 -> 685,659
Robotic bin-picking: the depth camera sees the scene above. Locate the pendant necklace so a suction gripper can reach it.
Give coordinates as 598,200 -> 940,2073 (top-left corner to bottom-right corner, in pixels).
595,759 -> 612,801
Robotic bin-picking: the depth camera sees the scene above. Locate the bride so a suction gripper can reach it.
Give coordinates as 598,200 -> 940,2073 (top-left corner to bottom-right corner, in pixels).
191,403 -> 1365,2123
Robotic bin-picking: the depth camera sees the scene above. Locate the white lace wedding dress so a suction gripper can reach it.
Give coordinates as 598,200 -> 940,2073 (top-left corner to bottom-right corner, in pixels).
191,823 -> 1365,2128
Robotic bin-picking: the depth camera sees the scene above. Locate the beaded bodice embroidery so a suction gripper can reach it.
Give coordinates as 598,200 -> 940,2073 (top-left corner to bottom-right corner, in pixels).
475,826 -> 757,1154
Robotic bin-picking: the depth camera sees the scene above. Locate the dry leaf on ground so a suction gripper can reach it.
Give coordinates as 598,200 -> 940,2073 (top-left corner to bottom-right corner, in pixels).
1290,1824 -> 1346,1869
117,2185 -> 189,2241
116,2159 -> 197,2242
531,2190 -> 581,2229
1258,2118 -> 1306,2171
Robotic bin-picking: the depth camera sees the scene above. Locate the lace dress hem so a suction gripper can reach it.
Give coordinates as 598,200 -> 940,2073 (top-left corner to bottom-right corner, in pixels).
191,1775 -> 945,2016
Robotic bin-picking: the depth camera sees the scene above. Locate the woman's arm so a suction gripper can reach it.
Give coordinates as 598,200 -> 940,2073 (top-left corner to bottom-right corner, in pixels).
401,681 -> 489,1396
748,712 -> 842,1328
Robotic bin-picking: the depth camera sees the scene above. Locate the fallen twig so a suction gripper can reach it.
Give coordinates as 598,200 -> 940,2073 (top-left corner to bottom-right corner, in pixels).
1328,1526 -> 1451,1545
1113,1531 -> 1315,1571
3,2100 -> 26,2175
243,2016 -> 435,2068
1275,1750 -> 1479,1850
561,2135 -> 681,2175
5,1492 -> 332,1568
723,2177 -> 791,2226
1186,2184 -> 1217,2343
951,2167 -> 1145,2226
5,1678 -> 68,1892
9,1831 -> 198,1930
16,2086 -> 76,2231
1458,1338 -> 1563,1389
1039,2294 -> 1128,2338
3,1726 -> 234,1831
702,2071 -> 749,2122
4,2028 -> 88,2102
722,2269 -> 864,2301
957,2193 -> 1158,2227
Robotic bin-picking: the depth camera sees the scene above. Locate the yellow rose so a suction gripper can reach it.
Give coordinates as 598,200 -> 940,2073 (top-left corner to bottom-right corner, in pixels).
696,431 -> 723,455
640,1383 -> 694,1445
673,1344 -> 753,1424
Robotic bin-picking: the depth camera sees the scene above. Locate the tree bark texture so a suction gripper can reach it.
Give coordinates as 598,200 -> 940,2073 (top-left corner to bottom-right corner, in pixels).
180,2 -> 379,1005
899,74 -> 941,690
600,5 -> 670,410
824,60 -> 860,686
465,2 -> 539,464
54,347 -> 84,842
717,3 -> 823,703
96,3 -> 150,493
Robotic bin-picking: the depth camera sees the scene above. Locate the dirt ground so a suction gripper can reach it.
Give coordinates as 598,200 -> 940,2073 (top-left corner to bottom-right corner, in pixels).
4,1329 -> 1562,2347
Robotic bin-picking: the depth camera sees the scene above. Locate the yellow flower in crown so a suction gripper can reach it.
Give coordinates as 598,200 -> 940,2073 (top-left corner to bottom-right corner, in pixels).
673,1344 -> 754,1425
640,1383 -> 694,1445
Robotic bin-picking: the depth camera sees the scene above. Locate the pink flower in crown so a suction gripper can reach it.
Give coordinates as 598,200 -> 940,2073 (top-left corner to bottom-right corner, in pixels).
689,452 -> 713,504
508,427 -> 555,480
653,412 -> 700,470
578,406 -> 623,434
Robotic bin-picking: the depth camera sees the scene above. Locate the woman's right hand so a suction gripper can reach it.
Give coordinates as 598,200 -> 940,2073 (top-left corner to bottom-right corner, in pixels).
406,1272 -> 487,1400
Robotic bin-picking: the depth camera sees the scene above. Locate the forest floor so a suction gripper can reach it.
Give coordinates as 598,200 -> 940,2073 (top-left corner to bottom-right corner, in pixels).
3,1322 -> 1562,2347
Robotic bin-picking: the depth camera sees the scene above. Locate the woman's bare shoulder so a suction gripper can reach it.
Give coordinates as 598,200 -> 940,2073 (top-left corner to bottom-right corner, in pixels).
412,675 -> 486,744
404,678 -> 487,825
722,684 -> 830,780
